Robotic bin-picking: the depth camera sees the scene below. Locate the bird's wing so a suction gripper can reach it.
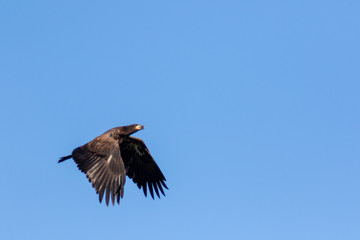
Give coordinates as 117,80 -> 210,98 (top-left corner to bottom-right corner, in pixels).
72,134 -> 126,205
120,136 -> 168,199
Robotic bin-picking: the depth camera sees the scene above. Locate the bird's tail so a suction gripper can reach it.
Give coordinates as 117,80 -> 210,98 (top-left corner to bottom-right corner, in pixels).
58,155 -> 72,163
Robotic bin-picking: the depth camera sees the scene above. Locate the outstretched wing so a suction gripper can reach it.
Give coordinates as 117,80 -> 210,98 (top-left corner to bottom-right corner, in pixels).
120,137 -> 168,199
72,134 -> 126,205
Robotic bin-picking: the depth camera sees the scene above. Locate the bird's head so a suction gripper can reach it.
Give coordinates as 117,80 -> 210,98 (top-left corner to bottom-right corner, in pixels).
116,124 -> 144,136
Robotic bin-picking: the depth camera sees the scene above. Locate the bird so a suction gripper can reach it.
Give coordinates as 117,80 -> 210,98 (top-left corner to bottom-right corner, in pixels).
58,124 -> 168,206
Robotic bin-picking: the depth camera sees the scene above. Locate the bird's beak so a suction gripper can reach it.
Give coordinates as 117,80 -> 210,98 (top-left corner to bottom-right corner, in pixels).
136,125 -> 144,130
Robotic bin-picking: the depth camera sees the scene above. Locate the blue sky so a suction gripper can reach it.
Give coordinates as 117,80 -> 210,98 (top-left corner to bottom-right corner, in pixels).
1,1 -> 359,239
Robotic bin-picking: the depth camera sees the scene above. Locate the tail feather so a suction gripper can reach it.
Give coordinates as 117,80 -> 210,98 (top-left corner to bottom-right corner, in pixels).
58,155 -> 72,163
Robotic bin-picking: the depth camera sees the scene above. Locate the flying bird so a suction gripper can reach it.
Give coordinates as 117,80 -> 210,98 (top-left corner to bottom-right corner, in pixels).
58,124 -> 168,206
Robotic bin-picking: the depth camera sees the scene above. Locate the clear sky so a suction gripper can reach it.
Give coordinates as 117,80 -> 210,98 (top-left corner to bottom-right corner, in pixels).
1,1 -> 359,239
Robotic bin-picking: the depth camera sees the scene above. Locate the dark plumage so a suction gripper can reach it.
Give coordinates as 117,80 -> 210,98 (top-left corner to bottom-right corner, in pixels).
59,124 -> 168,206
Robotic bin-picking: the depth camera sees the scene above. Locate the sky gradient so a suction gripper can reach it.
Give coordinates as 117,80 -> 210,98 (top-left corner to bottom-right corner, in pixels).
1,1 -> 359,239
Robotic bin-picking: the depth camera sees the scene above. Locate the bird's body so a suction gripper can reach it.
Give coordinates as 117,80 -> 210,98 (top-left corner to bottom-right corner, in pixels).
59,124 -> 168,205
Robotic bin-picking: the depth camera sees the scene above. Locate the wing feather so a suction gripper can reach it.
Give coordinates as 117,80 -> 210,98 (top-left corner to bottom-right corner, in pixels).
148,182 -> 154,199
153,182 -> 160,198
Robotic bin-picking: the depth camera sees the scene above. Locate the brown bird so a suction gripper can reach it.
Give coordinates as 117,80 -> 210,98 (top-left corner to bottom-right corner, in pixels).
59,124 -> 168,206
